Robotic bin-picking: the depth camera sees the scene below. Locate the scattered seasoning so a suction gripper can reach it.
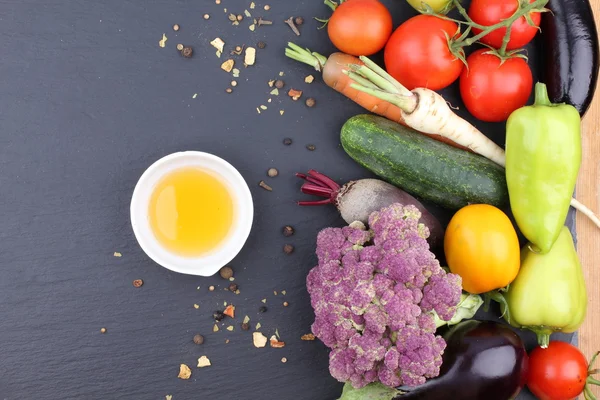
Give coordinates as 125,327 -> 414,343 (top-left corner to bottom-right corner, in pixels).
268,98 -> 272,103
284,17 -> 301,36
197,356 -> 211,368
159,33 -> 167,48
100,327 -> 107,334
243,315 -> 251,324
225,339 -> 230,344
220,266 -> 234,279
256,322 -> 262,330
223,304 -> 236,318
232,68 -> 240,77
215,0 -> 220,3
261,299 -> 267,303
282,225 -> 294,237
194,304 -> 200,309
280,110 -> 285,116
232,45 -> 243,55
228,282 -> 238,292
166,396 -> 172,400
284,244 -> 295,254
257,41 -> 266,49
213,324 -> 220,332
221,59 -> 235,72
231,80 -> 238,87
259,306 -> 268,313
253,332 -> 268,348
256,17 -> 272,27
181,46 -> 193,58
260,105 -> 267,110
279,71 -> 285,77
270,335 -> 286,348
267,168 -> 279,177
281,357 -> 288,363
113,252 -> 122,257
132,279 -> 143,287
204,14 -> 210,19
237,14 -> 244,21
306,98 -> 316,107
173,24 -> 180,31
176,43 -> 184,51
301,333 -> 316,341
275,79 -> 285,89
245,9 -> 252,17
283,138 -> 292,145
228,13 -> 237,22
306,144 -> 316,151
283,301 -> 289,307
274,290 -> 278,296
305,75 -> 315,84
294,16 -> 304,25
268,79 -> 275,87
226,88 -> 233,93
178,364 -> 192,380
213,310 -> 225,322
210,37 -> 225,57
209,285 -> 215,291
288,88 -> 303,101
275,328 -> 280,338
241,322 -> 250,331
226,325 -> 234,331
259,180 -> 272,191
193,334 -> 205,345
250,2 -> 256,9
249,24 -> 256,31
270,88 -> 279,96
192,93 -> 198,99
244,47 -> 256,66
229,276 -> 235,282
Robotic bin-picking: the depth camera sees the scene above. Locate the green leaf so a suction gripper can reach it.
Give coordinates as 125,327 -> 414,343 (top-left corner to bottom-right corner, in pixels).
337,382 -> 400,400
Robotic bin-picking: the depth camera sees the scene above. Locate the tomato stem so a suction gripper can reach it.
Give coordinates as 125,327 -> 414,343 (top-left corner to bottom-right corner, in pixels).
449,0 -> 549,53
324,0 -> 338,12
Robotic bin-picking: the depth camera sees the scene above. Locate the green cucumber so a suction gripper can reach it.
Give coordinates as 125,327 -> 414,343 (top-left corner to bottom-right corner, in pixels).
340,114 -> 508,210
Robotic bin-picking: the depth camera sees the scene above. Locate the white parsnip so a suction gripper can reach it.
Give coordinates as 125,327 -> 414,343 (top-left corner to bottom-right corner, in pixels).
345,55 -> 600,229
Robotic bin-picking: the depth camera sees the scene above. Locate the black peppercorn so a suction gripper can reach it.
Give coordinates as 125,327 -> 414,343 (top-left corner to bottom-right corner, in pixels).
219,266 -> 234,279
282,225 -> 294,237
259,306 -> 268,313
181,46 -> 193,58
213,310 -> 225,322
294,16 -> 304,26
305,98 -> 316,108
193,334 -> 204,344
283,138 -> 292,146
228,283 -> 239,292
306,144 -> 316,151
283,244 -> 294,254
241,322 -> 250,331
257,41 -> 266,49
275,79 -> 285,89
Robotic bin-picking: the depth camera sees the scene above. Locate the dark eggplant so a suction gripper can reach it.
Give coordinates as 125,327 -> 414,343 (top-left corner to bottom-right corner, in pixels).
541,0 -> 599,117
393,320 -> 528,400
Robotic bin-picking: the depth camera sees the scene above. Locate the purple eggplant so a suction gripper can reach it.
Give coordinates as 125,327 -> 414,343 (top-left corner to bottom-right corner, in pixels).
394,320 -> 528,400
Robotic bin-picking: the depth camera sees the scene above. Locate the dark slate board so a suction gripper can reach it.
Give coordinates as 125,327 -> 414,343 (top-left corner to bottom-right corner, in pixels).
0,1 -> 576,399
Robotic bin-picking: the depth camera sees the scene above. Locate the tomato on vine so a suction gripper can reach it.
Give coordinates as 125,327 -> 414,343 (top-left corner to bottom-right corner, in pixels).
384,15 -> 465,91
459,49 -> 533,122
324,0 -> 393,57
468,0 -> 542,50
527,341 -> 600,400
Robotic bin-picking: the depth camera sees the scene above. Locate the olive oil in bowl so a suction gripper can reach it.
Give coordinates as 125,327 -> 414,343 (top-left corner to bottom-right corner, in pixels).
148,167 -> 235,257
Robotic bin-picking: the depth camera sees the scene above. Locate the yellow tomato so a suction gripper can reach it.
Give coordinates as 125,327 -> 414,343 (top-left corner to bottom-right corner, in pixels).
406,0 -> 453,14
444,204 -> 521,294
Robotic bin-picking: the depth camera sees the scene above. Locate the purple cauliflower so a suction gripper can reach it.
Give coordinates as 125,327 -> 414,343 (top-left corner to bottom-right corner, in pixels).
306,203 -> 464,389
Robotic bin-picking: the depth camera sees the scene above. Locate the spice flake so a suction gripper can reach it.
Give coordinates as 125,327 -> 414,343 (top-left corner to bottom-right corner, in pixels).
113,252 -> 122,257
166,396 -> 172,400
194,304 -> 200,309
288,89 -> 303,101
192,93 -> 197,99
178,364 -> 192,379
232,68 -> 240,78
223,304 -> 235,318
159,33 -> 168,48
256,322 -> 262,330
213,324 -> 220,332
305,75 -> 315,84
221,59 -> 235,73
270,335 -> 286,348
270,88 -> 279,96
210,38 -> 225,57
301,333 -> 316,341
244,9 -> 252,17
280,110 -> 285,115
243,315 -> 250,324
253,332 -> 268,348
197,356 -> 211,368
250,2 -> 255,9
261,299 -> 267,303
226,325 -> 234,331
244,47 -> 256,66
281,290 -> 287,295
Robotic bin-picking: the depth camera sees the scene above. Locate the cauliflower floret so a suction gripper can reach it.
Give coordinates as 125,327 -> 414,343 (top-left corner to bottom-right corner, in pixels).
306,203 -> 471,390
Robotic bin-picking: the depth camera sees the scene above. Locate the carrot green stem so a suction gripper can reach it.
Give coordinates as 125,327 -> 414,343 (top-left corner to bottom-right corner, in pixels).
358,56 -> 413,96
285,42 -> 327,72
344,70 -> 381,90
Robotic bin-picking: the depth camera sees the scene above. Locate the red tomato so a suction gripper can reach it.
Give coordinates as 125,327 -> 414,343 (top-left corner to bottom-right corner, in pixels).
528,341 -> 590,400
468,0 -> 541,50
327,0 -> 393,56
459,49 -> 533,122
384,15 -> 464,91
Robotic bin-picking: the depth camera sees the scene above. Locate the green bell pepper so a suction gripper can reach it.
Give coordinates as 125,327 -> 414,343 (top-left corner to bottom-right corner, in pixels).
505,82 -> 582,254
499,226 -> 587,348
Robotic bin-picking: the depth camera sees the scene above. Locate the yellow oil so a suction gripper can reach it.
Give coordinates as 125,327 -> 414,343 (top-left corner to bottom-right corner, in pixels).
148,167 -> 235,257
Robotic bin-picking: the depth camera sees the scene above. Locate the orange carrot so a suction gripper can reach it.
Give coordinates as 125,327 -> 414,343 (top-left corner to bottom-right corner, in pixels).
285,42 -> 470,151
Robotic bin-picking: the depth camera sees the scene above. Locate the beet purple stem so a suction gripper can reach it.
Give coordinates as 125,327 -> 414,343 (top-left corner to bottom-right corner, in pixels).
296,170 -> 341,206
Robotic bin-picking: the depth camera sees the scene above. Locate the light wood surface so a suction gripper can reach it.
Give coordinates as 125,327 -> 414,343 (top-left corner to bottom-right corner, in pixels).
579,0 -> 600,396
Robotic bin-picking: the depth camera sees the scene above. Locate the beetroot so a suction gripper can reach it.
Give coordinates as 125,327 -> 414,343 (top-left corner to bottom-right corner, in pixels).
296,170 -> 444,249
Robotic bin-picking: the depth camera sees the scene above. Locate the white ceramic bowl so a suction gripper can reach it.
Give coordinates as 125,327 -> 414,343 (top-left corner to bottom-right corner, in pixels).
130,151 -> 254,276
